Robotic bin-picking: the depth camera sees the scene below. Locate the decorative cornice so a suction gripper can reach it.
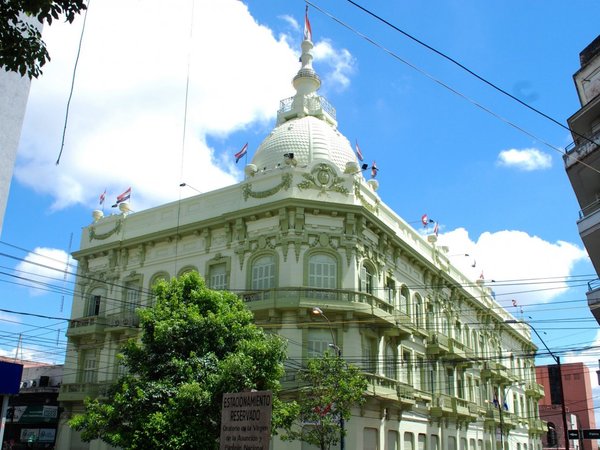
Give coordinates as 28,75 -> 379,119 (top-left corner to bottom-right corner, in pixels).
242,173 -> 293,201
297,163 -> 349,196
354,180 -> 379,213
89,219 -> 123,241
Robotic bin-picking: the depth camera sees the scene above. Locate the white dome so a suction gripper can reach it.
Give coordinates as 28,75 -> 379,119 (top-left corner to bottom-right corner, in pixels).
251,116 -> 358,173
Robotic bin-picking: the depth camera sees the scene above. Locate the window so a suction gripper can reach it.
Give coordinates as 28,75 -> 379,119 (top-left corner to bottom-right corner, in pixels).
418,434 -> 427,450
387,431 -> 399,450
124,282 -> 140,313
404,432 -> 414,450
87,294 -> 101,317
359,264 -> 374,294
364,428 -> 378,450
309,254 -> 337,289
363,336 -> 377,373
446,368 -> 455,396
448,436 -> 456,450
82,350 -> 97,383
400,285 -> 410,315
209,263 -> 228,290
431,435 -> 440,450
460,438 -> 467,450
403,350 -> 412,385
251,255 -> 275,290
385,343 -> 396,379
414,295 -> 423,328
418,356 -> 427,391
385,276 -> 395,305
307,328 -> 336,358
457,368 -> 464,399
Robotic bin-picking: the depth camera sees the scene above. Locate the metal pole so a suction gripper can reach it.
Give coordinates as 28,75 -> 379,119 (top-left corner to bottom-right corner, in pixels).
312,307 -> 344,450
556,357 -> 569,450
506,320 -> 569,450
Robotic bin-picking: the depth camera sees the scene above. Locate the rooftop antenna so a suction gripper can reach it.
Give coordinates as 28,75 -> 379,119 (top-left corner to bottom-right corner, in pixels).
60,232 -> 73,312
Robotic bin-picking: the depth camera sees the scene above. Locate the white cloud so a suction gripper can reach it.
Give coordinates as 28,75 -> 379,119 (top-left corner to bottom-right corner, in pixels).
279,14 -> 300,32
438,227 -> 587,306
313,39 -> 355,91
14,247 -> 73,297
14,1 -> 353,213
497,148 -> 552,171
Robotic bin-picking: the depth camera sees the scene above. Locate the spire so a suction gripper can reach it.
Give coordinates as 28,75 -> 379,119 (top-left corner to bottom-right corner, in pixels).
276,7 -> 336,126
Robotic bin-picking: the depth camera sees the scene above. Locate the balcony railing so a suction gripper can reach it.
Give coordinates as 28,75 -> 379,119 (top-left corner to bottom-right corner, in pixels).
66,315 -> 106,338
278,95 -> 336,120
578,197 -> 600,220
565,128 -> 600,156
239,287 -> 395,315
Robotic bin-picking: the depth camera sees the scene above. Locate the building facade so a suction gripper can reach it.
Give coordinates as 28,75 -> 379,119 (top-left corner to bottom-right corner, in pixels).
563,35 -> 600,324
536,363 -> 597,450
56,31 -> 545,450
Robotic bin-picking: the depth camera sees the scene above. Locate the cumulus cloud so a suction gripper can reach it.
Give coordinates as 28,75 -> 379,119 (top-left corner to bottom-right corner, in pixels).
497,148 -> 552,171
313,39 -> 355,91
438,227 -> 587,306
14,247 -> 73,297
15,1 -> 355,212
279,14 -> 300,32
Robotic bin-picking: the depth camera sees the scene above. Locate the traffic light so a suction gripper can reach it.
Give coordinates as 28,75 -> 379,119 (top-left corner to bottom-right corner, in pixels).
547,424 -> 558,447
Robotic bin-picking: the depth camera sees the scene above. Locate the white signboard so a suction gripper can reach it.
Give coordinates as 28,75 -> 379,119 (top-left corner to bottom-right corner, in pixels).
220,390 -> 272,450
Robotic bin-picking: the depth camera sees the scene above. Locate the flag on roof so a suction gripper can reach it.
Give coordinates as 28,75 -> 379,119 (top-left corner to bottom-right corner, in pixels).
99,189 -> 106,206
112,187 -> 131,207
371,161 -> 378,178
304,6 -> 312,41
421,214 -> 429,227
235,143 -> 248,164
433,222 -> 439,236
355,140 -> 364,161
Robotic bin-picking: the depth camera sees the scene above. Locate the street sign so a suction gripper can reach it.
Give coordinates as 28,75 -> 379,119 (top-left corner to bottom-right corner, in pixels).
582,429 -> 600,439
568,430 -> 580,440
220,390 -> 272,450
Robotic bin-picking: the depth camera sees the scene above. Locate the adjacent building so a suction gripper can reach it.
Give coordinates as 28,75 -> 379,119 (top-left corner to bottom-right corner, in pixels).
56,28 -> 545,450
536,362 -> 597,450
563,35 -> 600,324
0,357 -> 62,448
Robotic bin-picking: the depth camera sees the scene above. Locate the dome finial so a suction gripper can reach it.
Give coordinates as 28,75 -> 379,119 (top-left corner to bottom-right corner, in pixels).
293,6 -> 320,96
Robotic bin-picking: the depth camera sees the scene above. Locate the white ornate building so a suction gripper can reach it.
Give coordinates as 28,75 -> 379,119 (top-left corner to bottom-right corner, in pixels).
57,30 -> 545,450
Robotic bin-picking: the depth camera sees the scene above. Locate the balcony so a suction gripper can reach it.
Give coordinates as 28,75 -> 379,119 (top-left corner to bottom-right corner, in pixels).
587,279 -> 600,325
58,382 -> 100,402
528,418 -> 546,435
66,315 -> 106,339
239,287 -> 396,323
364,374 -> 415,408
525,381 -> 545,399
480,361 -> 511,383
452,398 -> 479,422
430,393 -> 453,418
427,332 -> 449,355
105,312 -> 140,331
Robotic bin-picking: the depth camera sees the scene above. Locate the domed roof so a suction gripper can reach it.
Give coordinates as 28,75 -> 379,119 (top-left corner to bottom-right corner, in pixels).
251,116 -> 357,173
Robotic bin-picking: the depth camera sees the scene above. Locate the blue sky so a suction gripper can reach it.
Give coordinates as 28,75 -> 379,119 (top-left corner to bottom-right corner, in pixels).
1,0 -> 599,409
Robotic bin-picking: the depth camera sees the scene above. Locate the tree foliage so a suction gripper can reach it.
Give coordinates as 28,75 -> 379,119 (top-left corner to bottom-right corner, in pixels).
1,0 -> 87,78
281,352 -> 368,450
69,272 -> 293,450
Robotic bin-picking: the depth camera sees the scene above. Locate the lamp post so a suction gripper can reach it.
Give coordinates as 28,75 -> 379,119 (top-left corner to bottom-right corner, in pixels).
505,320 -> 569,450
312,307 -> 344,450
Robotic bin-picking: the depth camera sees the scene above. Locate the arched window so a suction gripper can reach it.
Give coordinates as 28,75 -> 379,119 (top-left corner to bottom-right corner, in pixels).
251,255 -> 275,290
400,285 -> 410,315
86,287 -> 105,317
308,253 -> 337,289
359,263 -> 374,294
414,294 -> 423,328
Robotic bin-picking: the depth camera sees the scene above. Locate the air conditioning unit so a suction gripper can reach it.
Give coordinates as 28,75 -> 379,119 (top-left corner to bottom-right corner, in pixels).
31,380 -> 37,387
113,319 -> 120,326
20,381 -> 29,389
123,318 -> 129,325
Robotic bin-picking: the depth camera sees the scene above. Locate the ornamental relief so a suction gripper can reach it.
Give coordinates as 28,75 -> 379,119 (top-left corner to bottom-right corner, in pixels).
297,163 -> 349,196
242,173 -> 293,201
89,219 -> 123,241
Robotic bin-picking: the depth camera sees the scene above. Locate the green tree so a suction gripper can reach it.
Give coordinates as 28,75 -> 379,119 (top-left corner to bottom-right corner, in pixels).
70,271 -> 294,450
1,0 -> 87,78
281,352 -> 368,450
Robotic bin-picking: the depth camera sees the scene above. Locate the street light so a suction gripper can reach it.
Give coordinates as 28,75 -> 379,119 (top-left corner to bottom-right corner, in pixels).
311,306 -> 344,450
505,319 -> 569,450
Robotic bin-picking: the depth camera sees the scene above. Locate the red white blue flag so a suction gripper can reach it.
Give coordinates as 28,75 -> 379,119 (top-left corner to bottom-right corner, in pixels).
112,187 -> 131,207
355,140 -> 364,161
421,214 -> 429,227
235,143 -> 248,164
433,222 -> 439,236
371,161 -> 378,178
304,6 -> 312,41
99,189 -> 106,206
